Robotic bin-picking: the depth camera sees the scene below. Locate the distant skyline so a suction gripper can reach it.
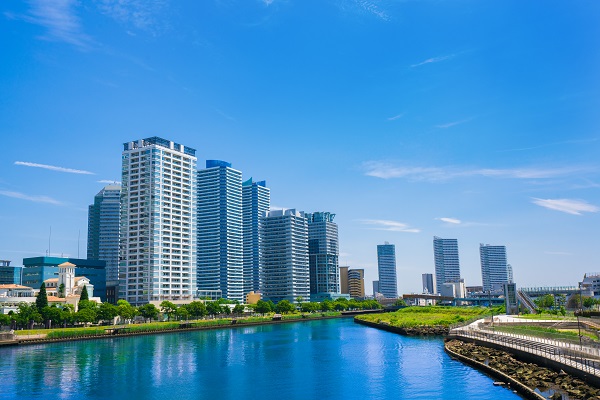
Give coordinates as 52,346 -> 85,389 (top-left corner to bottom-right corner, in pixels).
1,1 -> 599,295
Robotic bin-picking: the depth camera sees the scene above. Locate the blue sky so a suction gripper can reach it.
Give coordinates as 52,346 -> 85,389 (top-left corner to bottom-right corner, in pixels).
1,0 -> 599,295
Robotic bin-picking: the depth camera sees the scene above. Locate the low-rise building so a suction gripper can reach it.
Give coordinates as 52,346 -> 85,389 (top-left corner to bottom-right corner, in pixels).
0,284 -> 36,314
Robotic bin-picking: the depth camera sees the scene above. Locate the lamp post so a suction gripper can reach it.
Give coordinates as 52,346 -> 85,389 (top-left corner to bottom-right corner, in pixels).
489,290 -> 494,328
577,282 -> 583,349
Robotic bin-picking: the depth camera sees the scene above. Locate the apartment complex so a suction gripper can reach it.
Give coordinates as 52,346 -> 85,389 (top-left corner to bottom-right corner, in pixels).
260,209 -> 309,303
480,244 -> 510,292
433,236 -> 461,294
120,137 -> 197,305
348,269 -> 365,298
242,178 -> 270,296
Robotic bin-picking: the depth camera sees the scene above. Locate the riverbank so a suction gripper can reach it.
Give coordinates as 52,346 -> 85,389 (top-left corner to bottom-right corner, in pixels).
2,313 -> 348,347
445,339 -> 600,400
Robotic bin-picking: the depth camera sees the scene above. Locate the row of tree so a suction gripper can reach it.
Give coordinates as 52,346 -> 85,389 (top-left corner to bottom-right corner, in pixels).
0,288 -> 382,329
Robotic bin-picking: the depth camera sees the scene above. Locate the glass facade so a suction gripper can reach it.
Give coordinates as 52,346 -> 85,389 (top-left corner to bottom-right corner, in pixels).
377,243 -> 397,298
242,179 -> 270,296
433,236 -> 461,294
306,211 -> 339,299
480,244 -> 510,292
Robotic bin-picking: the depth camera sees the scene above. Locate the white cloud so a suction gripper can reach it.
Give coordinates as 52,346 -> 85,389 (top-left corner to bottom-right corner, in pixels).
437,217 -> 461,224
387,113 -> 404,121
362,161 -> 589,181
22,0 -> 92,48
0,190 -> 63,205
531,198 -> 599,216
96,0 -> 169,33
435,117 -> 473,129
360,219 -> 420,233
15,161 -> 95,175
411,54 -> 455,68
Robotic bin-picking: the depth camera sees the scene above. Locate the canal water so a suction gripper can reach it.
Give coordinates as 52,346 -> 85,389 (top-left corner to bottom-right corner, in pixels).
0,318 -> 522,399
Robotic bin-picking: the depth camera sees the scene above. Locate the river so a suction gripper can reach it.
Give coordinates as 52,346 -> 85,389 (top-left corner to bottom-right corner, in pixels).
0,318 -> 522,399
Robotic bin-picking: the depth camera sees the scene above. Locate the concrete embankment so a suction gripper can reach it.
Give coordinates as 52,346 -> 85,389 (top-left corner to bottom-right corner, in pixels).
445,339 -> 600,400
2,314 -> 349,347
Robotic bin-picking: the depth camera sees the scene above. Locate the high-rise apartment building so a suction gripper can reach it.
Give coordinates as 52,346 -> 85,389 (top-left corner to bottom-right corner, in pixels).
196,160 -> 243,302
242,178 -> 270,296
433,236 -> 461,294
260,209 -> 309,303
306,211 -> 339,300
348,269 -> 365,298
377,242 -> 397,298
480,244 -> 510,292
88,185 -> 121,283
339,266 -> 349,294
422,273 -> 435,294
372,280 -> 379,296
120,137 -> 197,305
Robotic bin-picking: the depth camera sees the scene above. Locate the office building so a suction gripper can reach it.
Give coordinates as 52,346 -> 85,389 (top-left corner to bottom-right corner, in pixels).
348,269 -> 365,298
121,137 -> 197,305
480,244 -> 510,292
88,185 -> 121,301
306,211 -> 339,300
433,236 -> 461,294
0,260 -> 21,285
197,160 -> 243,302
372,280 -> 379,296
21,256 -> 106,301
422,273 -> 435,294
260,209 -> 309,303
242,178 -> 270,296
377,242 -> 397,298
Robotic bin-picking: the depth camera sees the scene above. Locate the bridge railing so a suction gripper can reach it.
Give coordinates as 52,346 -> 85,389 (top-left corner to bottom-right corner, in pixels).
450,327 -> 600,376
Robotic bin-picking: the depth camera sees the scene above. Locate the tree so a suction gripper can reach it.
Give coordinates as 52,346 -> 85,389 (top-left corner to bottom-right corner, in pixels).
175,306 -> 189,321
36,282 -> 48,310
76,308 -> 97,325
186,301 -> 207,319
334,302 -> 347,311
206,301 -> 223,317
232,304 -> 245,315
117,300 -> 137,322
394,298 -> 407,307
80,285 -> 89,302
275,300 -> 295,314
97,302 -> 119,323
16,303 -> 42,329
78,299 -> 97,311
255,300 -> 272,315
534,294 -> 554,310
58,283 -> 65,298
41,306 -> 62,329
160,301 -> 178,321
320,300 -> 333,312
138,304 -> 159,323
0,313 -> 10,328
583,296 -> 597,310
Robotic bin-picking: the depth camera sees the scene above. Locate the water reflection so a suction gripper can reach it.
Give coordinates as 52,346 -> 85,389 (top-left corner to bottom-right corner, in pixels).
0,319 -> 522,400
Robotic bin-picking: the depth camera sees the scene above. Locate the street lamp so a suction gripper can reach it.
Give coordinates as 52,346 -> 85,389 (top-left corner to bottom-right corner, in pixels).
577,282 -> 583,349
489,290 -> 494,328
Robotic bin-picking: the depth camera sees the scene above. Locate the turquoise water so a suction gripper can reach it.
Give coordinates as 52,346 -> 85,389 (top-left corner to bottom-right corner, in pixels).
0,318 -> 521,400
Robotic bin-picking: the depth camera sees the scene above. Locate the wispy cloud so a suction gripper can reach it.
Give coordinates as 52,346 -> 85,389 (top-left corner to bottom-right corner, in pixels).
20,0 -> 92,49
97,180 -> 121,185
15,161 -> 95,175
435,117 -> 473,129
360,219 -> 420,233
411,54 -> 455,68
96,0 -> 169,34
531,198 -> 599,216
436,217 -> 461,225
362,161 -> 590,181
0,190 -> 63,206
214,108 -> 236,121
338,0 -> 390,22
387,113 -> 405,121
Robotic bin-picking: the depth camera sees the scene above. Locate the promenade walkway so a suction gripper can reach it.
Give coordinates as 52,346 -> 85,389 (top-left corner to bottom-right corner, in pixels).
449,315 -> 600,378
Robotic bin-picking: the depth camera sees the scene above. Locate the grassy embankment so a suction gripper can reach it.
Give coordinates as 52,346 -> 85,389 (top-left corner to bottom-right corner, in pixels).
355,306 -> 493,328
493,325 -> 599,342
13,312 -> 342,340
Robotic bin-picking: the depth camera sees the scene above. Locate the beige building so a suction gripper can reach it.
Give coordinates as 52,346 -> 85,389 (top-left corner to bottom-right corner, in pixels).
246,291 -> 261,305
339,266 -> 349,294
348,269 -> 365,298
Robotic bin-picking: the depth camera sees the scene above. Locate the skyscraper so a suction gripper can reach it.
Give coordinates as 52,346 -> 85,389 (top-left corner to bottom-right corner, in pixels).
480,244 -> 510,292
306,211 -> 339,300
422,273 -> 435,294
260,209 -> 309,303
433,236 -> 461,294
377,242 -> 397,298
87,185 -> 121,284
197,160 -> 243,302
242,178 -> 270,296
120,137 -> 197,305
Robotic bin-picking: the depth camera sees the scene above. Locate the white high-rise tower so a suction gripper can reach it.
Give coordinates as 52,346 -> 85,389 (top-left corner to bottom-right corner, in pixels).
120,137 -> 197,305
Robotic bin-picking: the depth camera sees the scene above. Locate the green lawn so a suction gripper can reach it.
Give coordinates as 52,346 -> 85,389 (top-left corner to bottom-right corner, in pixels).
356,306 -> 492,328
493,325 -> 598,342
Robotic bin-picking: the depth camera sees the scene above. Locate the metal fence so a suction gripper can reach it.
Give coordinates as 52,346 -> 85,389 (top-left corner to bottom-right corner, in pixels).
450,327 -> 600,377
